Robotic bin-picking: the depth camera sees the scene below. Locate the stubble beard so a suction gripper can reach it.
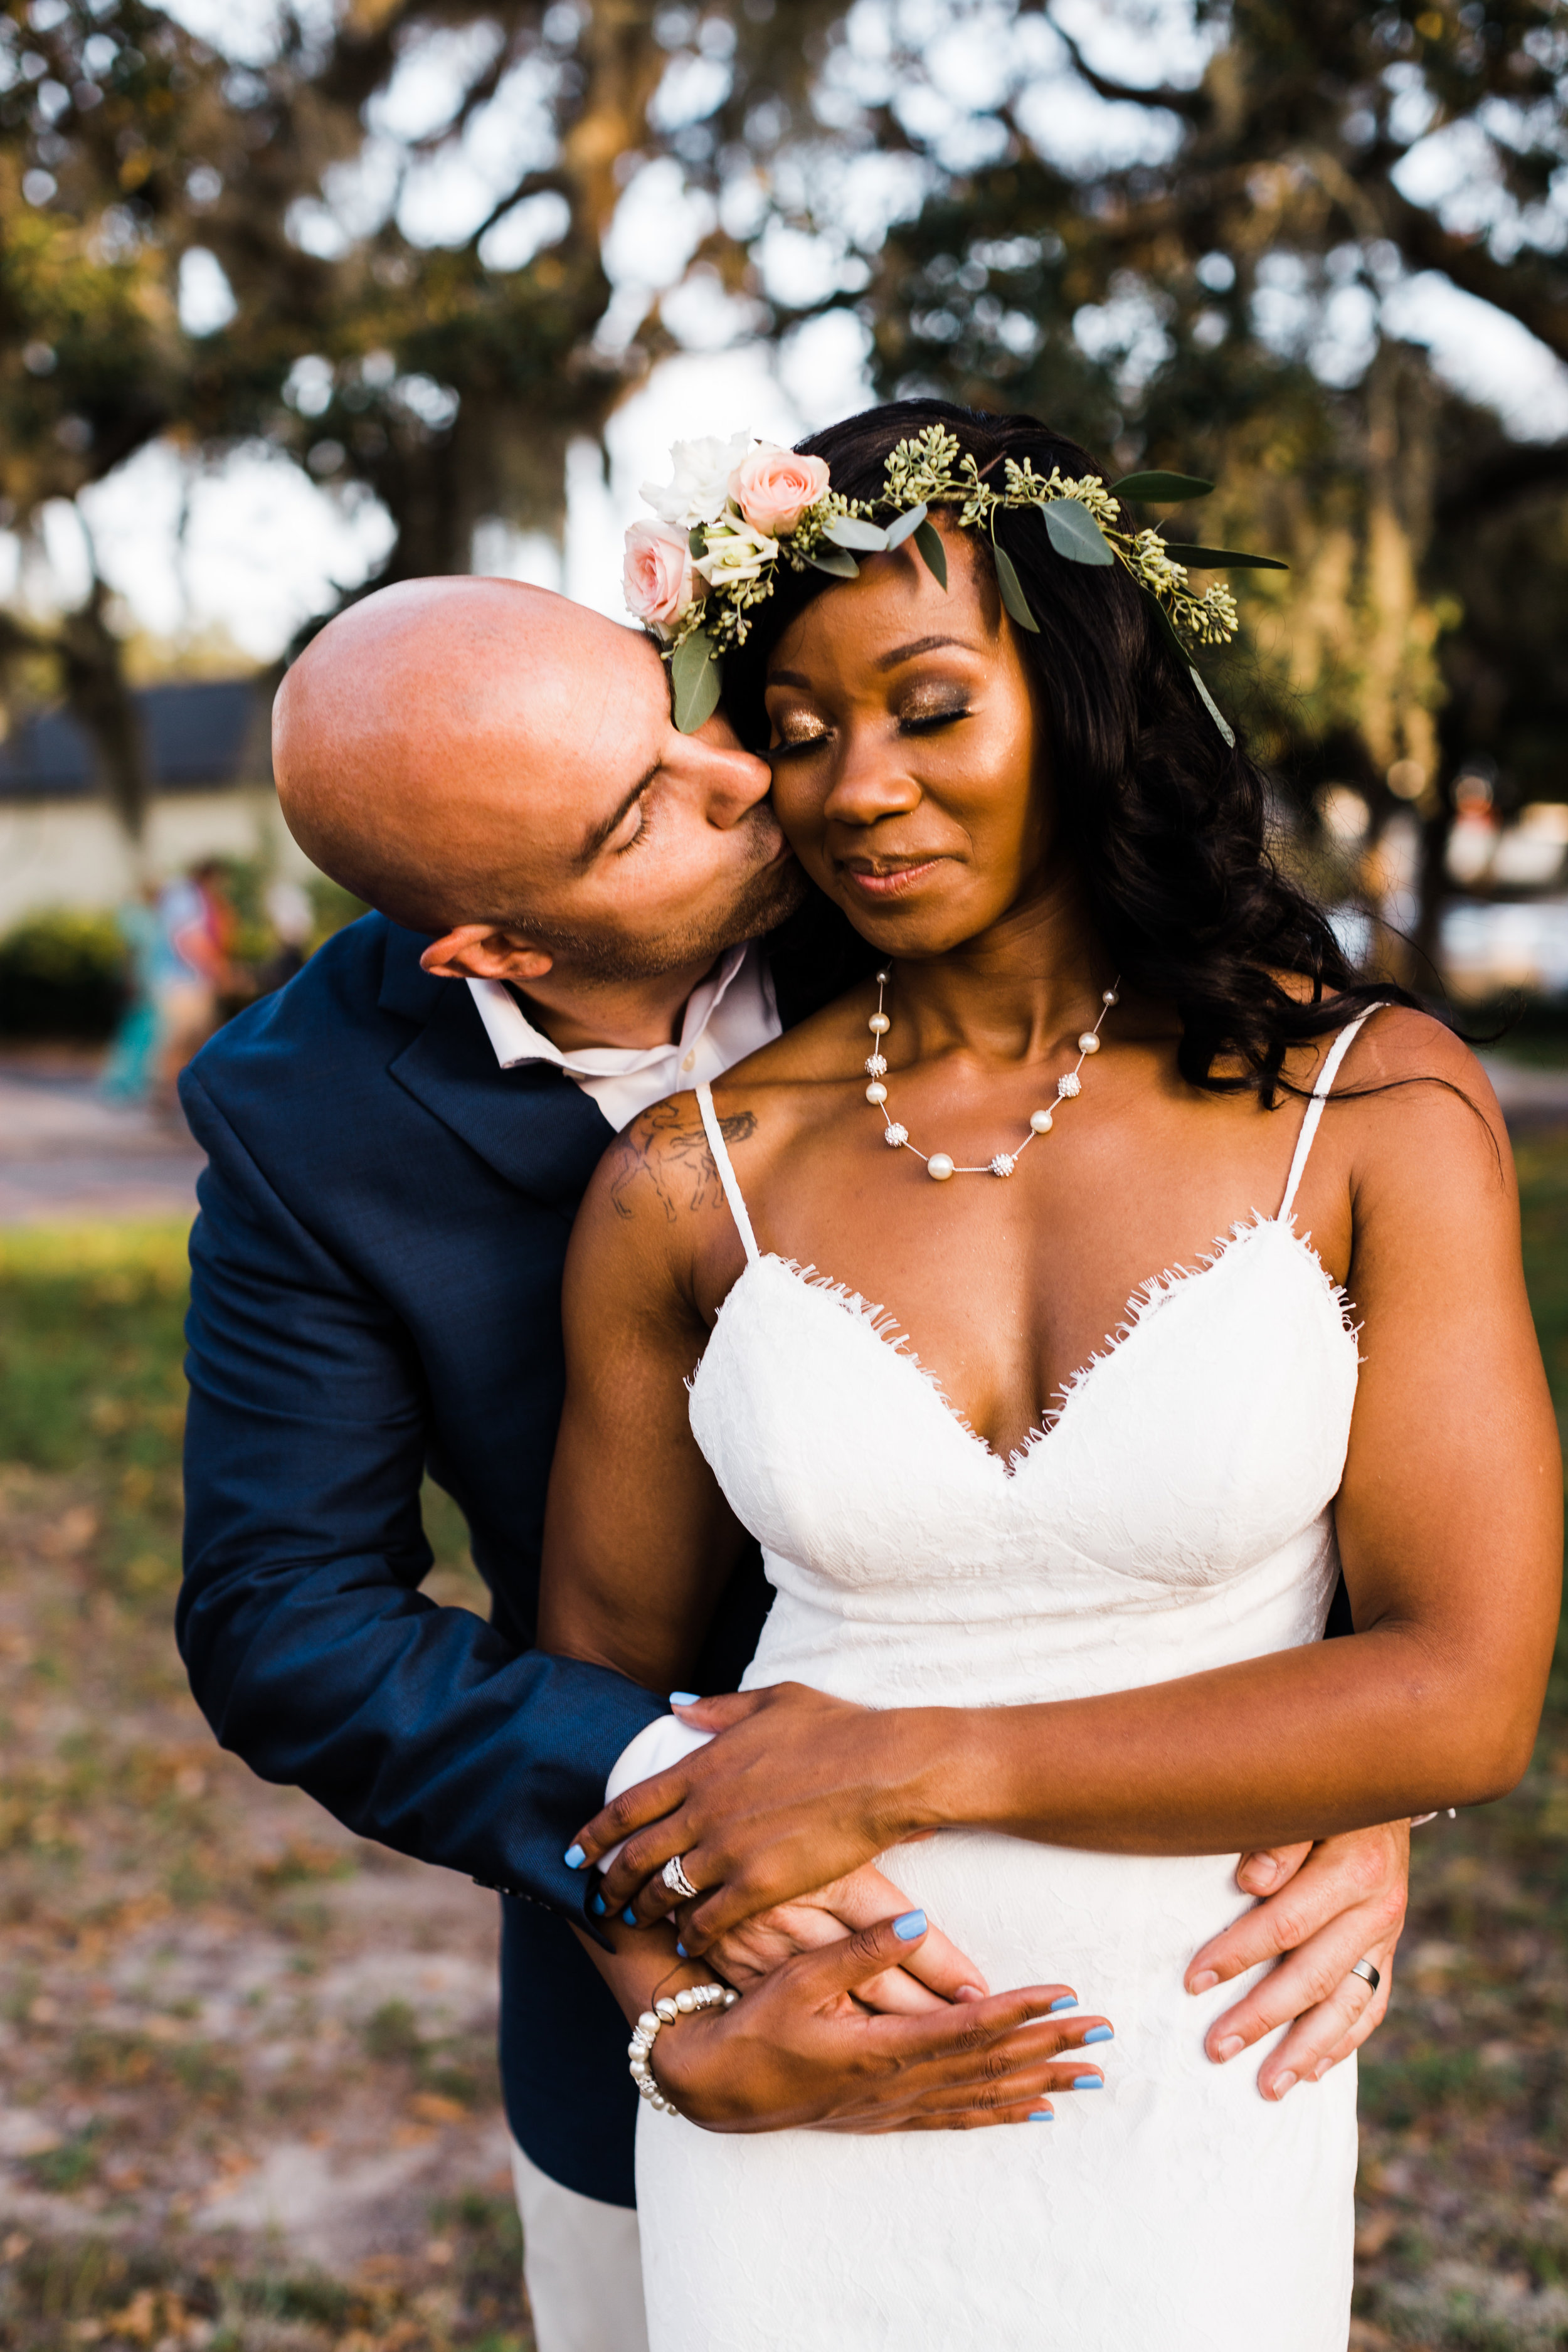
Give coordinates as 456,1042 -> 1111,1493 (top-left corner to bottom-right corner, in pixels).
513,835 -> 808,987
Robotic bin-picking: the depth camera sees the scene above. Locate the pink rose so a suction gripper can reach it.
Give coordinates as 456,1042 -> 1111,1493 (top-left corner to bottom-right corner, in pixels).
730,445 -> 830,539
623,519 -> 700,630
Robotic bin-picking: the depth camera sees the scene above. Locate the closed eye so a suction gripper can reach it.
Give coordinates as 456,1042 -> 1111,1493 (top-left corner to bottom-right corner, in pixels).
899,704 -> 972,735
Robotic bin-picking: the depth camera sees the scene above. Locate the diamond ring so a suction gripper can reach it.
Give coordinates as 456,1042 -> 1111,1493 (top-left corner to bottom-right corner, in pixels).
662,1855 -> 700,1902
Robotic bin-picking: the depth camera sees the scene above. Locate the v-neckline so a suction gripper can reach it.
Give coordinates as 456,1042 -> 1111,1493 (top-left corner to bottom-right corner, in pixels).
700,1214 -> 1352,1481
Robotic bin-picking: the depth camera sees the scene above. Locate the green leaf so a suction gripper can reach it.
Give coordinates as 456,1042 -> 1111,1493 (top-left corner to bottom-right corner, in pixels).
687,526 -> 707,558
806,546 -> 860,578
1188,665 -> 1236,748
992,541 -> 1039,632
1158,542 -> 1289,571
913,519 -> 947,590
1142,588 -> 1190,662
670,630 -> 722,734
1110,470 -> 1214,503
882,501 -> 927,551
1042,498 -> 1115,567
823,514 -> 889,551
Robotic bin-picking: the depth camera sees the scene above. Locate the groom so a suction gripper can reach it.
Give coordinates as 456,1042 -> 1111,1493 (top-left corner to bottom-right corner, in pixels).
179,576 -> 1409,2352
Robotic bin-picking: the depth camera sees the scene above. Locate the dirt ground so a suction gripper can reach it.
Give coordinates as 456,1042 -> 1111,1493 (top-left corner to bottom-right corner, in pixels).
0,1462 -> 531,2352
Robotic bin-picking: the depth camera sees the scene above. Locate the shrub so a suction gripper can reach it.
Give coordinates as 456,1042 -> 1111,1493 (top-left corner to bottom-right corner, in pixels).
0,908 -> 127,1039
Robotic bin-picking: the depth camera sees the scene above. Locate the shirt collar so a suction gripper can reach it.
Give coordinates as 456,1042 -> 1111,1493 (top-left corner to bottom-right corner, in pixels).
467,941 -> 756,1079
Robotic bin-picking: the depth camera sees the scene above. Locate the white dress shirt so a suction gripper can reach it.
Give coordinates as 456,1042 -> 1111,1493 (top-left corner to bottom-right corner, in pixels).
466,940 -> 780,1131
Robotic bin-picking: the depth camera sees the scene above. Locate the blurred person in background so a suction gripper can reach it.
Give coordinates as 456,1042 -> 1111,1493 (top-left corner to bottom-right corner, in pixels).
100,880 -> 163,1105
152,859 -> 234,1105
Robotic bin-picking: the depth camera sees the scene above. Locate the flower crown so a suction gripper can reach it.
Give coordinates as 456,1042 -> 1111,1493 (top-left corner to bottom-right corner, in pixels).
623,423 -> 1285,743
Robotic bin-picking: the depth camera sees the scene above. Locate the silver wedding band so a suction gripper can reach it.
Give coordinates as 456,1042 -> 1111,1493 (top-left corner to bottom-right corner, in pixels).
662,1854 -> 700,1902
1349,1957 -> 1381,1994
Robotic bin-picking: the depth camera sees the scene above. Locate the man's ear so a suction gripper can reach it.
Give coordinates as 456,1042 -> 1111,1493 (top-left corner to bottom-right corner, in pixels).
420,923 -> 555,983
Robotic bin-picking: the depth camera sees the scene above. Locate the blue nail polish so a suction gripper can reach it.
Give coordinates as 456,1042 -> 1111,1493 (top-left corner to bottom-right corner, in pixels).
623,1909 -> 638,1927
1049,1996 -> 1078,2013
564,1843 -> 586,1870
670,1691 -> 699,1706
590,1893 -> 607,1916
676,1942 -> 687,1958
893,1909 -> 927,1941
1027,2109 -> 1054,2121
1072,2075 -> 1103,2090
1082,2026 -> 1113,2045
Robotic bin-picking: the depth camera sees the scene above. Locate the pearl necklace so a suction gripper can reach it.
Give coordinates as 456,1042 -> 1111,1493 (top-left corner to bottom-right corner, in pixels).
863,973 -> 1121,1180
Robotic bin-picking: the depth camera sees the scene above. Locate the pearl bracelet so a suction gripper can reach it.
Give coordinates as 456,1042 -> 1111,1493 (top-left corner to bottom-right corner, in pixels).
628,1981 -> 738,2115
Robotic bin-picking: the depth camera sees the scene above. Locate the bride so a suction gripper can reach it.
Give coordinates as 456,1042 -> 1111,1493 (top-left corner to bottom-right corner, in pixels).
538,400 -> 1560,2348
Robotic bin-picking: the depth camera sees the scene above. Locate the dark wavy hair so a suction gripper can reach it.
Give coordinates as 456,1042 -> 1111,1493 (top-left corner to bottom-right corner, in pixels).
732,398 -> 1418,1102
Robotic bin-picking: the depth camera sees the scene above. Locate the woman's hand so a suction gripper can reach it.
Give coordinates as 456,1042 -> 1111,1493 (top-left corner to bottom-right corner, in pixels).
645,1914 -> 1110,2134
571,1685 -> 918,1947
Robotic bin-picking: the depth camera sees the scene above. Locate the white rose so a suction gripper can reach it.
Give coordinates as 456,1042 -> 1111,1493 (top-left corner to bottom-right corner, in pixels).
694,518 -> 780,587
640,432 -> 755,528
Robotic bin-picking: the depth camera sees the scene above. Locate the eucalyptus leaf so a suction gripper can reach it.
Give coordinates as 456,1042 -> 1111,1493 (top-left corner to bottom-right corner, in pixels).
807,546 -> 860,578
1110,470 -> 1214,502
1189,665 -> 1236,748
992,542 -> 1039,633
670,630 -> 722,735
687,526 -> 707,558
1142,588 -> 1190,663
882,502 -> 927,551
1042,499 -> 1115,567
1158,542 -> 1289,571
913,519 -> 948,590
823,514 -> 889,551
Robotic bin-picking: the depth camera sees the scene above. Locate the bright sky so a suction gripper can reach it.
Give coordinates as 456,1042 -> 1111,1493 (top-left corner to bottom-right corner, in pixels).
11,0 -> 1568,662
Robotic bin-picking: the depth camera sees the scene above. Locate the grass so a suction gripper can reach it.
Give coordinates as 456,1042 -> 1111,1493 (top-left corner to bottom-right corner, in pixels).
4,1157 -> 1568,2349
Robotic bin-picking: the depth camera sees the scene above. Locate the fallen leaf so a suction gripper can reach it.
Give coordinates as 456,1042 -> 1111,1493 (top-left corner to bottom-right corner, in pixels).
407,2092 -> 468,2125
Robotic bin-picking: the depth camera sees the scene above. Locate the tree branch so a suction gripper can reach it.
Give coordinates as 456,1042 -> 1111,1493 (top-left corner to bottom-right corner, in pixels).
1042,8 -> 1206,119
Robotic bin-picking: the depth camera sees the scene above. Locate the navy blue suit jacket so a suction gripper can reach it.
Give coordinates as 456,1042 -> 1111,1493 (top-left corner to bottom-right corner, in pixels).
177,910 -> 858,2203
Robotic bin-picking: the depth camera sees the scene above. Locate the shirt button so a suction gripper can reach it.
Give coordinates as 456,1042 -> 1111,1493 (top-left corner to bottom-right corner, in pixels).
681,1052 -> 696,1073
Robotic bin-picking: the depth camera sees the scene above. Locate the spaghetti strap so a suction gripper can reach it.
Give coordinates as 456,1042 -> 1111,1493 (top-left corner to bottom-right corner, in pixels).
1278,1005 -> 1388,1220
695,1081 -> 760,1264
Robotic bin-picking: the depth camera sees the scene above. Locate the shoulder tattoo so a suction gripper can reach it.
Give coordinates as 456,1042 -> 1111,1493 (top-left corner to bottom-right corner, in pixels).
607,1096 -> 759,1224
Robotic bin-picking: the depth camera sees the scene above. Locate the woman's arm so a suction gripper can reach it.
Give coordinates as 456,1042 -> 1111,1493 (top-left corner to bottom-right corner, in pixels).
536,1094 -> 751,1690
573,1017 -> 1562,1944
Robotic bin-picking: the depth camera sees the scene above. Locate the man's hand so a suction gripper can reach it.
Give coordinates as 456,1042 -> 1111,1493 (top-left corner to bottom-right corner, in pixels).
647,1912 -> 1111,2134
1185,1823 -> 1409,2099
706,1865 -> 988,2016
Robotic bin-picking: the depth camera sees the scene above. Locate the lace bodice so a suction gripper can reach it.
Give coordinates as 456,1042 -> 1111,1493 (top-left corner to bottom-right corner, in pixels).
635,1014 -> 1379,2352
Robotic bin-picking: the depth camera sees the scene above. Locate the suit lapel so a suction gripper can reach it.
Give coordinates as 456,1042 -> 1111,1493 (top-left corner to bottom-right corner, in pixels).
378,924 -> 615,1213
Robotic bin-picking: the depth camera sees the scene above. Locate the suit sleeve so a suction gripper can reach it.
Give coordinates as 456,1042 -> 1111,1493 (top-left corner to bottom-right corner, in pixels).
176,1070 -> 664,1923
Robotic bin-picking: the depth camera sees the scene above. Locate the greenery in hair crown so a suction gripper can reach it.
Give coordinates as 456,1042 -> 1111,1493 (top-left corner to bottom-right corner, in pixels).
621,424 -> 1286,743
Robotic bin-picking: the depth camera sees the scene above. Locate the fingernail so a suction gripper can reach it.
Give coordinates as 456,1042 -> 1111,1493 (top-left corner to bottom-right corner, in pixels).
893,1909 -> 927,1941
622,1909 -> 638,1927
670,1692 -> 699,1706
1214,2035 -> 1244,2063
1247,1857 -> 1280,1888
564,1843 -> 586,1870
590,1893 -> 607,1916
1027,2109 -> 1054,2121
1270,2070 -> 1298,2100
955,1983 -> 986,2001
1313,2058 -> 1330,2081
1049,1995 -> 1078,2013
1071,2075 -> 1103,2090
1188,1969 -> 1219,1994
1082,2025 -> 1113,2045
676,1942 -> 687,1959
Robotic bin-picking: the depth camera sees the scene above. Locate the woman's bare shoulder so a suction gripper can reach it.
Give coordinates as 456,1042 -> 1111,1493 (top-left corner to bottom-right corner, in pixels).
1333,1003 -> 1512,1205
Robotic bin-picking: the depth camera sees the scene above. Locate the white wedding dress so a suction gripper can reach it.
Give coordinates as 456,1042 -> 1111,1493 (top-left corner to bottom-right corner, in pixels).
635,1017 -> 1377,2350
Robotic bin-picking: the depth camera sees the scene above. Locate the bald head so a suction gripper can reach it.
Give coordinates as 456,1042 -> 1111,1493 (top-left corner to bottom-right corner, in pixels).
274,578 -> 658,935
272,575 -> 791,990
